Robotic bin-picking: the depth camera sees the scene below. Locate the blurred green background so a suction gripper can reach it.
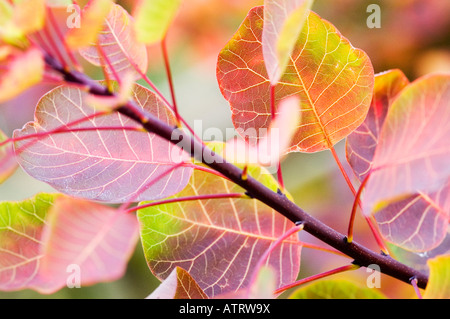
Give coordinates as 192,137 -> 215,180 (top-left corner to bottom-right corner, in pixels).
0,0 -> 449,299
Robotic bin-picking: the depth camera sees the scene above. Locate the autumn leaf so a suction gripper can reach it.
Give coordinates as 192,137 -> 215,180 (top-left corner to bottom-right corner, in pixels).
39,196 -> 139,289
78,3 -> 148,80
138,148 -> 301,298
262,0 -> 313,84
346,69 -> 410,182
362,74 -> 450,215
13,84 -> 192,203
0,193 -> 139,293
217,6 -> 374,153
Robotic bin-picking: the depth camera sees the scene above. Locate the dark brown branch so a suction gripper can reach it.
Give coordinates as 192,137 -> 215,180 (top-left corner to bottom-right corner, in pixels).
44,54 -> 429,290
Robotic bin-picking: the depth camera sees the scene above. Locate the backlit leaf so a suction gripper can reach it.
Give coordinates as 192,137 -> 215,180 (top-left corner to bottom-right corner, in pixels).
374,181 -> 449,252
263,0 -> 313,84
288,279 -> 386,299
224,96 -> 300,169
346,70 -> 449,252
0,193 -> 55,292
133,0 -> 182,45
423,255 -> 450,299
78,3 -> 148,80
346,69 -> 410,182
0,47 -> 44,103
0,193 -> 139,293
147,266 -> 208,299
138,152 -> 301,298
39,196 -> 139,289
363,74 -> 450,215
65,0 -> 114,50
217,6 -> 374,153
14,84 -> 192,203
0,129 -> 18,184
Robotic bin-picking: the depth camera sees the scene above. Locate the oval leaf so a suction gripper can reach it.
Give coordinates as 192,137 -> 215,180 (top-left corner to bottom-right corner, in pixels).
78,3 -> 148,79
346,69 -> 410,182
13,84 -> 192,203
138,158 -> 301,298
0,193 -> 139,293
263,0 -> 313,84
217,6 -> 374,153
39,196 -> 139,289
363,74 -> 450,214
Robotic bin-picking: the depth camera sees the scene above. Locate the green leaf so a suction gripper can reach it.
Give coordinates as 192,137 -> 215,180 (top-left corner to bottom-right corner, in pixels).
423,255 -> 450,299
288,279 -> 387,299
133,0 -> 182,44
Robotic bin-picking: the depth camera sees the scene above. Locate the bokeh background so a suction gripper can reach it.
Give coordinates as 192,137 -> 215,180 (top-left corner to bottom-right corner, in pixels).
0,0 -> 449,299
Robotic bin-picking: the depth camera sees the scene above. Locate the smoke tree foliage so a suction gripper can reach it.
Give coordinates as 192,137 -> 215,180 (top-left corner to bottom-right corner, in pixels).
0,0 -> 449,300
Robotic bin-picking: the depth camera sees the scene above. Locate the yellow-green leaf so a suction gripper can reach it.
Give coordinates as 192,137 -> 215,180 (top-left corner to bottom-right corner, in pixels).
423,255 -> 450,299
133,0 -> 182,44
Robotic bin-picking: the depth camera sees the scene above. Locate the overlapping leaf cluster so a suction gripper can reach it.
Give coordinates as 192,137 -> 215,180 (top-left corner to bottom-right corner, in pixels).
0,0 -> 448,299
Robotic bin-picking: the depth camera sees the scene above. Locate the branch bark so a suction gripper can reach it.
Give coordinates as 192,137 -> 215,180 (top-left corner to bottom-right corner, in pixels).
44,54 -> 429,290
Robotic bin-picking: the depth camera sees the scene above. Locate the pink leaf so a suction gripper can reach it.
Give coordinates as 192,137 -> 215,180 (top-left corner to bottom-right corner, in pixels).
374,180 -> 449,252
346,69 -> 410,182
13,84 -> 192,203
224,96 -> 300,168
78,4 -> 148,80
39,196 -> 139,289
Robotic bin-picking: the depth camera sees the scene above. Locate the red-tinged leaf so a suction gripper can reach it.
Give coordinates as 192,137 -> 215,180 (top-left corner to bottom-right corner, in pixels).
13,84 -> 192,203
374,180 -> 449,252
217,6 -> 374,153
65,0 -> 113,50
0,47 -> 44,103
263,0 -> 313,84
224,96 -> 300,169
138,150 -> 302,298
0,193 -> 60,292
346,69 -> 410,182
0,129 -> 18,184
363,74 -> 450,215
39,196 -> 139,289
78,3 -> 148,80
0,193 -> 139,294
147,267 -> 208,299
